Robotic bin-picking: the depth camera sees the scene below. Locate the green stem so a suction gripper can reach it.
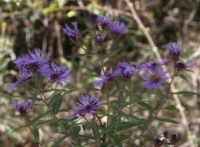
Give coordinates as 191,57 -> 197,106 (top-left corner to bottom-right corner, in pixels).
24,118 -> 42,146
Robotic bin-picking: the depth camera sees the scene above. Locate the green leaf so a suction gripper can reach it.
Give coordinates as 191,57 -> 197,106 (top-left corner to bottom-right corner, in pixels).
52,134 -> 69,147
155,91 -> 165,102
100,121 -> 117,135
178,73 -> 188,81
172,91 -> 199,95
103,48 -> 120,59
33,128 -> 39,142
116,122 -> 142,132
12,125 -> 28,133
141,135 -> 154,141
35,119 -> 58,126
28,111 -> 49,126
122,113 -> 141,120
50,93 -> 63,114
113,135 -> 122,147
71,126 -> 81,139
155,117 -> 179,124
164,105 -> 176,110
137,102 -> 154,112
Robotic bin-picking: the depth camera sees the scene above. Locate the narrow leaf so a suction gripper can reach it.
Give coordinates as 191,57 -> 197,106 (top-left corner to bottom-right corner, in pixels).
178,73 -> 188,81
155,91 -> 165,102
172,91 -> 199,95
137,102 -> 154,112
71,126 -> 81,139
116,122 -> 142,132
50,93 -> 63,114
155,117 -> 179,124
113,135 -> 122,147
103,48 -> 120,59
28,111 -> 49,126
33,128 -> 40,142
52,134 -> 69,147
142,135 -> 154,141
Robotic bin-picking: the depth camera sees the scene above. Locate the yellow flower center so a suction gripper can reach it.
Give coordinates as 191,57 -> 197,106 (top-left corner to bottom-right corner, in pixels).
151,74 -> 160,83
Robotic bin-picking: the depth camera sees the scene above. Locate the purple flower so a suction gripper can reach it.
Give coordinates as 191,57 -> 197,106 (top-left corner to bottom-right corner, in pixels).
154,137 -> 164,147
88,13 -> 98,24
170,133 -> 180,144
94,68 -> 120,85
174,60 -> 195,71
14,48 -> 50,73
13,99 -> 34,117
96,15 -> 111,29
40,62 -> 71,85
117,61 -> 140,82
68,95 -> 101,119
94,33 -> 106,45
109,21 -> 127,39
169,43 -> 182,61
7,70 -> 32,90
63,22 -> 79,42
142,59 -> 167,72
142,70 -> 168,90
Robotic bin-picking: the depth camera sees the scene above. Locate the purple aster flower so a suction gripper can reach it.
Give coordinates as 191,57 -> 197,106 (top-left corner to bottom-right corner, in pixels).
63,22 -> 79,42
170,133 -> 180,144
169,43 -> 182,61
40,62 -> 71,85
14,48 -> 50,73
94,68 -> 120,85
88,13 -> 98,24
68,95 -> 101,119
7,70 -> 32,90
142,70 -> 168,90
117,61 -> 140,82
96,15 -> 111,29
13,99 -> 34,117
109,21 -> 127,39
154,137 -> 164,147
142,58 -> 167,72
94,33 -> 106,45
174,60 -> 195,71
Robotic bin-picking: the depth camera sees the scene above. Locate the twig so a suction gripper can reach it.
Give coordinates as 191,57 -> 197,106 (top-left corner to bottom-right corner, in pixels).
54,20 -> 64,58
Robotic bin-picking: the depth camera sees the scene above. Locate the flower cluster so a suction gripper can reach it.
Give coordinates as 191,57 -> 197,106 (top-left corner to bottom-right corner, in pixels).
94,60 -> 168,91
154,131 -> 180,147
94,43 -> 195,91
8,48 -> 72,90
169,43 -> 195,71
9,11 -> 196,147
63,13 -> 128,45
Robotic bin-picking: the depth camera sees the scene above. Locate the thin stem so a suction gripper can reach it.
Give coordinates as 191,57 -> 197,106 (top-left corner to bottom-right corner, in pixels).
34,80 -> 68,133
106,39 -> 117,54
23,84 -> 34,97
24,118 -> 42,146
95,114 -> 105,128
117,82 -> 126,116
132,100 -> 165,142
129,80 -> 133,121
